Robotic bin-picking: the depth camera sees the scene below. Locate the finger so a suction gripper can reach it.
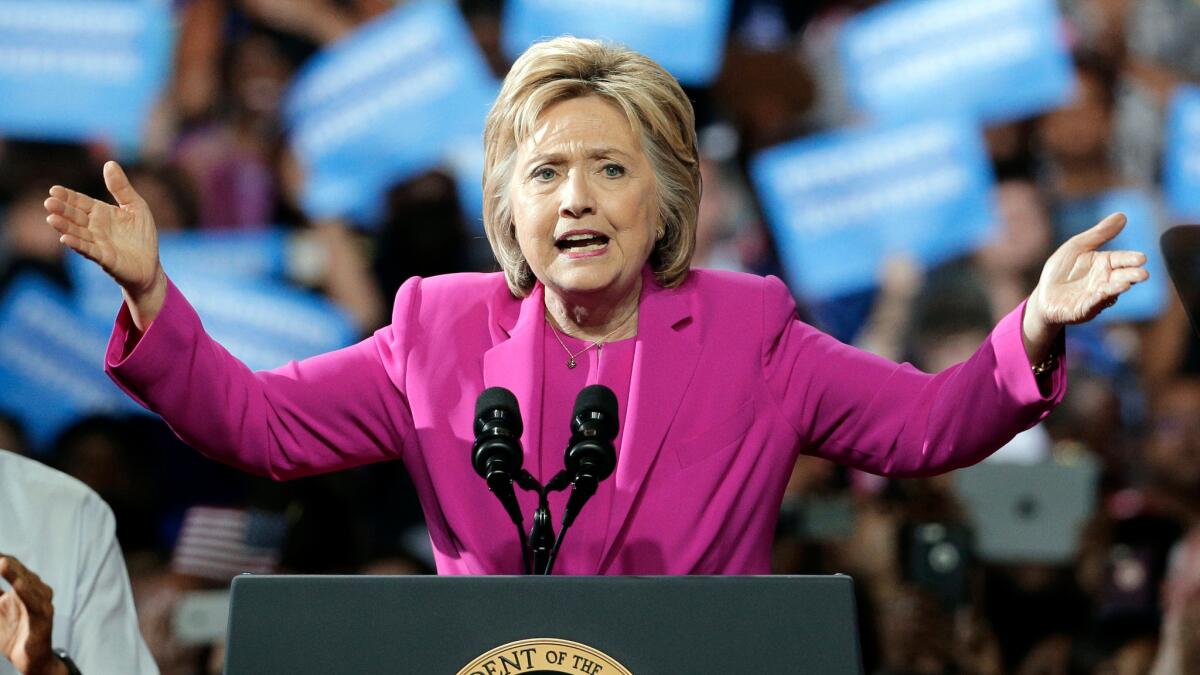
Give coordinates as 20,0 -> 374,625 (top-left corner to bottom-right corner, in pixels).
1067,212 -> 1127,253
0,555 -> 25,584
11,576 -> 53,625
11,574 -> 50,608
48,185 -> 96,214
1098,281 -> 1134,299
43,197 -> 90,227
1105,250 -> 1148,269
46,214 -> 95,243
0,555 -> 49,612
1108,267 -> 1150,287
1088,291 -> 1119,313
103,160 -> 143,208
60,234 -> 103,264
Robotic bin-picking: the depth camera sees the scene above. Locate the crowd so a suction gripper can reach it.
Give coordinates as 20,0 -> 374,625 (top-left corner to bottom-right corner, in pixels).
2,0 -> 1199,673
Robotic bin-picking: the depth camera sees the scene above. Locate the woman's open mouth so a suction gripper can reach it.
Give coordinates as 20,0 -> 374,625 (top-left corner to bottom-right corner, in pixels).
555,231 -> 610,258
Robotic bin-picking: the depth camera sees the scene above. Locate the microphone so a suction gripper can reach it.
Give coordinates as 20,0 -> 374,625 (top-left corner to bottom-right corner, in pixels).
543,385 -> 619,575
472,387 -> 529,572
562,384 -> 619,527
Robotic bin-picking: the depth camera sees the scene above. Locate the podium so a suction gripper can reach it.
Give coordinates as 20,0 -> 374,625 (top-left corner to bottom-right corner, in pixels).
224,575 -> 864,673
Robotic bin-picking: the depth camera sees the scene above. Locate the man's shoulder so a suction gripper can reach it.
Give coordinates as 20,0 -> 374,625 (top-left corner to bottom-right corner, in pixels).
0,450 -> 105,515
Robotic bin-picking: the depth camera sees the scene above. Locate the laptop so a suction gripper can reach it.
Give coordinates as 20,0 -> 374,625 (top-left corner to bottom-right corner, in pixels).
954,457 -> 1099,564
224,574 -> 863,673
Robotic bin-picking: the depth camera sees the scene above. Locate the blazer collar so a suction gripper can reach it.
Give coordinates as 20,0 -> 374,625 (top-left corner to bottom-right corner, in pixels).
599,268 -> 699,569
482,282 -> 547,485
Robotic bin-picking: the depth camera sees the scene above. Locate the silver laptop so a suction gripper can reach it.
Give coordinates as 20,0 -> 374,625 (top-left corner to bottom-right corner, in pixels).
954,457 -> 1099,564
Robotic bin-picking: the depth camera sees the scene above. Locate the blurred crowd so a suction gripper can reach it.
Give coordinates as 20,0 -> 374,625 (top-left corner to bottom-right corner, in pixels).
3,0 -> 1200,673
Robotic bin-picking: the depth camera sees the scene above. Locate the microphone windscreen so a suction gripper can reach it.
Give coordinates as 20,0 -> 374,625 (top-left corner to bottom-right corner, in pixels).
476,387 -> 522,435
573,384 -> 618,420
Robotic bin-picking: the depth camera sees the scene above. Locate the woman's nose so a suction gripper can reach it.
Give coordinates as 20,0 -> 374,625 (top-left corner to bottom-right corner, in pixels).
559,170 -> 595,219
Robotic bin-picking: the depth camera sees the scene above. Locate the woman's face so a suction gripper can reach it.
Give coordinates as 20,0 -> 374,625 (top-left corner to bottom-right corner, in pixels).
509,95 -> 659,302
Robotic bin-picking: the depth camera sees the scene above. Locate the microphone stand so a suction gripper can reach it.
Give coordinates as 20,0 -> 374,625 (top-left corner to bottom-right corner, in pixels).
514,470 -> 572,575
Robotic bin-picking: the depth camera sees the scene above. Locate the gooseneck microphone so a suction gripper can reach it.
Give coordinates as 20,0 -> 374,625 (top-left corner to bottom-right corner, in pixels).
470,385 -> 620,575
544,384 -> 619,574
562,384 -> 618,527
472,387 -> 530,574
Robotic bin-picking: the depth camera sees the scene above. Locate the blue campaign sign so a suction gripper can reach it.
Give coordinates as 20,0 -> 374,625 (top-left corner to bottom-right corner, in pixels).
0,275 -> 137,450
285,0 -> 498,223
750,116 -> 997,300
502,0 -> 733,86
1053,189 -> 1168,324
0,0 -> 173,148
1164,85 -> 1200,221
68,227 -> 290,316
158,228 -> 289,280
839,0 -> 1074,123
446,133 -> 487,233
68,255 -> 359,373
166,272 -> 359,371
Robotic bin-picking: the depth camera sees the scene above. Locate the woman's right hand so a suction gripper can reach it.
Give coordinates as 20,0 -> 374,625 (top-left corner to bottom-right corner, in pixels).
44,161 -> 167,331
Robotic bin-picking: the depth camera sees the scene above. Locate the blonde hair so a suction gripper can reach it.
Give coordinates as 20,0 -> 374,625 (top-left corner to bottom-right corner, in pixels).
482,37 -> 701,296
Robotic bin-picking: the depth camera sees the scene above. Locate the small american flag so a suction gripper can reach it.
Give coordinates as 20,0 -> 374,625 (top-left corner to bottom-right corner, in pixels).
170,506 -> 287,581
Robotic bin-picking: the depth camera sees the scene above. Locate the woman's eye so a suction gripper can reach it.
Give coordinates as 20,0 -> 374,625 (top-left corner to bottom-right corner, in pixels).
603,164 -> 625,178
534,167 -> 556,181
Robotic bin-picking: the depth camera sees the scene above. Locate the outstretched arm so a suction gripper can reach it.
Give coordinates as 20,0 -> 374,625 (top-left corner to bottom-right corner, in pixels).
103,281 -> 414,480
48,163 -> 413,480
764,213 -> 1148,477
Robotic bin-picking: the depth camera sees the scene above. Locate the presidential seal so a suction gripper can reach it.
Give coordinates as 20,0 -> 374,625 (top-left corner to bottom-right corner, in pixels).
458,638 -> 633,675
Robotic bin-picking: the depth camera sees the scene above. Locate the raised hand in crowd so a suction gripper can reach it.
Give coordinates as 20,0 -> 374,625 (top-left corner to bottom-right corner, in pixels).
44,161 -> 165,332
237,0 -> 358,44
0,555 -> 65,675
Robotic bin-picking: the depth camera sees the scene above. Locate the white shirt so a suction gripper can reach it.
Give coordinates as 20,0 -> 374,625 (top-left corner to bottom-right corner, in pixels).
0,450 -> 158,675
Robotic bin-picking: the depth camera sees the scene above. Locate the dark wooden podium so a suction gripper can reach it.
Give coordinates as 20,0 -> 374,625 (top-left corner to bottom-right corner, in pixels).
224,575 -> 864,673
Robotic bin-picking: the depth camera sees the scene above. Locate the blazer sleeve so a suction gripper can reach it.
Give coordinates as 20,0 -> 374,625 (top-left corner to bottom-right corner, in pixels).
759,275 -> 1066,477
104,277 -> 416,480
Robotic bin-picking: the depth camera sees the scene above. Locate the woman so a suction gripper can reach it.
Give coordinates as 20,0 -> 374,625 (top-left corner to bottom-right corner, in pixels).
44,38 -> 1147,575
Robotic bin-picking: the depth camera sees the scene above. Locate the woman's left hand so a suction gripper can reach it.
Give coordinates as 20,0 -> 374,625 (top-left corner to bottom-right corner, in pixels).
1023,212 -> 1149,362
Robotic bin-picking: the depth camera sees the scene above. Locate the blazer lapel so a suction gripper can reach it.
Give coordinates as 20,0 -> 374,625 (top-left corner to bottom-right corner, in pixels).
598,273 -> 700,570
482,283 -> 546,483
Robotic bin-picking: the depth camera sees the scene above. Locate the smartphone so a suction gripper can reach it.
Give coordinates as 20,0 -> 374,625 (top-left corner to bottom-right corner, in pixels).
900,521 -> 973,610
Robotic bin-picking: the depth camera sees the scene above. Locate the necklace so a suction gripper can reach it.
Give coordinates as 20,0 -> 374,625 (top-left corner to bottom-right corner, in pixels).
546,316 -> 627,369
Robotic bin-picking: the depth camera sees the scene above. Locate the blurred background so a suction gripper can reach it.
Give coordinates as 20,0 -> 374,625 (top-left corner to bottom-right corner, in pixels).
3,0 -> 1200,672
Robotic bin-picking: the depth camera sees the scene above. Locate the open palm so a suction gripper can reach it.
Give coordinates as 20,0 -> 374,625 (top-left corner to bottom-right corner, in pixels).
44,161 -> 161,296
1028,212 -> 1149,327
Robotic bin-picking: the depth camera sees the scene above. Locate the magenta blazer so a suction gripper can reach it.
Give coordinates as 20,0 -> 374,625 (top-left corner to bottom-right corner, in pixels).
105,268 -> 1064,574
